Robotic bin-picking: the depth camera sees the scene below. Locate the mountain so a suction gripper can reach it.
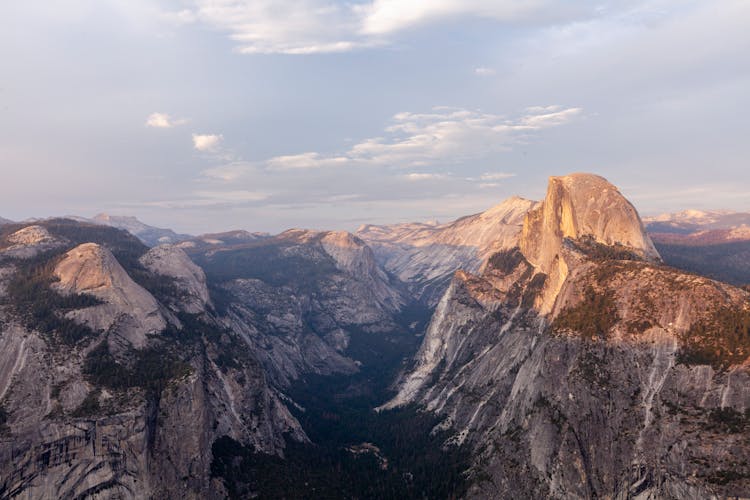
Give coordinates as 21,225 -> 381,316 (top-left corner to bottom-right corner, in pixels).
191,229 -> 269,246
650,237 -> 750,286
4,181 -> 750,498
0,224 -> 62,258
0,217 -> 453,498
90,213 -> 193,247
645,209 -> 750,234
645,210 -> 750,286
357,196 -> 536,305
0,217 -> 12,225
0,219 -> 304,498
183,228 -> 410,387
385,173 -> 750,498
140,244 -> 213,315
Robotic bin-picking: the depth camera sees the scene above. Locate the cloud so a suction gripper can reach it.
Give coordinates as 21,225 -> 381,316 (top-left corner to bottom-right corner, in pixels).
358,0 -> 589,35
179,0 -> 370,55
474,67 -> 496,76
260,105 -> 581,171
519,106 -> 582,128
192,133 -> 223,151
146,112 -> 186,128
172,0 -> 606,55
404,172 -> 447,181
266,152 -> 348,170
480,172 -> 515,181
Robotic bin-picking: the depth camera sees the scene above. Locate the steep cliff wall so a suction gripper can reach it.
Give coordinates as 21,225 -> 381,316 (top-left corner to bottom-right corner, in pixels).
387,173 -> 750,498
0,223 -> 306,499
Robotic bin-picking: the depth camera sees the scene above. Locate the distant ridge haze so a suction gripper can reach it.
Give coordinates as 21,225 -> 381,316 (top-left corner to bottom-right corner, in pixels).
5,204 -> 750,250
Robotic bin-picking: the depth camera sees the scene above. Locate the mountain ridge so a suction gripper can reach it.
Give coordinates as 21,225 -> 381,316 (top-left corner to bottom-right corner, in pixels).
384,173 -> 750,498
357,196 -> 537,305
2,176 -> 750,498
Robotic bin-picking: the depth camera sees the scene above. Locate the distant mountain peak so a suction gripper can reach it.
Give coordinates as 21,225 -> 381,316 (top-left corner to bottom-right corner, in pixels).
88,213 -> 192,247
645,209 -> 750,235
357,195 -> 536,305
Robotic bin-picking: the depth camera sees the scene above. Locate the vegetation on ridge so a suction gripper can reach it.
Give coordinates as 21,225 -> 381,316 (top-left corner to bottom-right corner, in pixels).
552,285 -> 619,339
4,251 -> 103,345
82,341 -> 192,395
677,305 -> 750,369
566,235 -> 644,262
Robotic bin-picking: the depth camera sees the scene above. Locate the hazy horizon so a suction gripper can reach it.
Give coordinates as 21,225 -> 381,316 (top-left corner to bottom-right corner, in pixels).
2,1 -> 749,234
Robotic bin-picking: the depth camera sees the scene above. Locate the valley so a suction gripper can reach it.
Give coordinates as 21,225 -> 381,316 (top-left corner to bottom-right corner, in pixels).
1,174 -> 749,498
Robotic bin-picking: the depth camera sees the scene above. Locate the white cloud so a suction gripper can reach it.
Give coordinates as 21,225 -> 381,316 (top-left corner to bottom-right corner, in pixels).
173,0 -> 604,55
261,105 -> 581,171
180,0 -> 371,55
266,152 -> 348,170
474,67 -> 496,76
480,172 -> 515,181
192,133 -> 223,151
146,112 -> 186,128
359,0 -> 586,35
404,172 -> 446,181
519,106 -> 582,128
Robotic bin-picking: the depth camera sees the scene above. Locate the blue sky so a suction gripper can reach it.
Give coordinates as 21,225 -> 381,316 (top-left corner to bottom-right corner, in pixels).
1,0 -> 749,233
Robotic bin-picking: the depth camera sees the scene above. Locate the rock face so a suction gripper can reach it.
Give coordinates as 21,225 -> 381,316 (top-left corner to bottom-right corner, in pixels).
302,229 -> 403,312
6,225 -> 55,246
140,244 -> 212,314
519,173 -> 660,313
0,225 -> 63,258
54,243 -> 168,349
387,173 -> 750,498
0,222 -> 306,499
187,229 -> 407,387
520,173 -> 660,271
357,196 -> 536,305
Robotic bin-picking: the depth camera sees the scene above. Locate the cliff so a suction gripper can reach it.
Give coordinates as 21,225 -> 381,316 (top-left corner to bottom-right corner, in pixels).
386,173 -> 750,498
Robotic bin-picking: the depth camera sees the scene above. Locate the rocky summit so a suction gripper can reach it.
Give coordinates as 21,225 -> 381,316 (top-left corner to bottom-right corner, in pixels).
0,174 -> 749,499
387,173 -> 750,498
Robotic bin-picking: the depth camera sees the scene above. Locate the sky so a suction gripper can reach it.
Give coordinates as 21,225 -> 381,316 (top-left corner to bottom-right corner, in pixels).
1,0 -> 749,234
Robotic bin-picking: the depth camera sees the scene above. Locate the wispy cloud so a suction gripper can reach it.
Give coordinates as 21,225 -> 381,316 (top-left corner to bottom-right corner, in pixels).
474,67 -> 496,76
170,0 -> 604,55
358,0 -> 588,35
192,133 -> 223,152
480,172 -> 515,181
249,105 -> 581,172
404,172 -> 447,181
266,152 -> 348,170
177,0 -> 372,55
146,112 -> 186,128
